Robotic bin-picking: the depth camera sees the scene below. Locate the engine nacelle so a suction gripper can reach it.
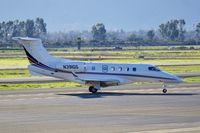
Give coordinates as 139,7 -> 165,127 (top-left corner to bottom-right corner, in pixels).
56,62 -> 85,72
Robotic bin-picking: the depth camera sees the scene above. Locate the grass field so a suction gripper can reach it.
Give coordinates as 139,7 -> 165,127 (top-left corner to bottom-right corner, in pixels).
184,76 -> 200,83
0,58 -> 29,67
0,82 -> 81,90
0,69 -> 30,78
1,58 -> 200,67
159,65 -> 200,73
95,58 -> 200,64
1,47 -> 200,57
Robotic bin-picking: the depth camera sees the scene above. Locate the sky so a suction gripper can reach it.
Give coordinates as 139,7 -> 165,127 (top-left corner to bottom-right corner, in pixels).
0,0 -> 200,32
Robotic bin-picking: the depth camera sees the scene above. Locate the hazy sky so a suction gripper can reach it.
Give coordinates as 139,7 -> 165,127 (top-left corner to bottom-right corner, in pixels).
1,0 -> 200,32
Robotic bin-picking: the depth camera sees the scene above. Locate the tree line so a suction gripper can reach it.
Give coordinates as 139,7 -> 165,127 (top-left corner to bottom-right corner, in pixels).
90,20 -> 200,44
0,18 -> 200,48
46,20 -> 200,48
0,18 -> 46,45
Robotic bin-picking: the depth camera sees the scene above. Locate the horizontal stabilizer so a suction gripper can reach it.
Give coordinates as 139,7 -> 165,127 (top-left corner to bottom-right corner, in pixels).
12,37 -> 42,45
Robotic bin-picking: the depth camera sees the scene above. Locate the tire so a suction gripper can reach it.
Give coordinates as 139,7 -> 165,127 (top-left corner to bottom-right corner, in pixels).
162,89 -> 167,93
89,86 -> 98,93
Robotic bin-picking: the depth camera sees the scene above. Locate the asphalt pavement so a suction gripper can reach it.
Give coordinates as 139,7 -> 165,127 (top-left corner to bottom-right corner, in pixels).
0,83 -> 200,133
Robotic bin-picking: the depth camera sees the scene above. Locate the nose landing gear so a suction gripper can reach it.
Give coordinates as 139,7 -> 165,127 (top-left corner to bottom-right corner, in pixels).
162,84 -> 167,93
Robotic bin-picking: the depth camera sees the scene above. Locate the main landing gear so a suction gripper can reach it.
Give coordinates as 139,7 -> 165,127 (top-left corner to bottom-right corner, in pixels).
87,81 -> 101,93
89,86 -> 98,93
162,84 -> 167,94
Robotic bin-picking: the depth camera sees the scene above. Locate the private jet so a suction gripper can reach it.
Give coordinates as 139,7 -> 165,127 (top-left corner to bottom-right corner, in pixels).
13,37 -> 182,93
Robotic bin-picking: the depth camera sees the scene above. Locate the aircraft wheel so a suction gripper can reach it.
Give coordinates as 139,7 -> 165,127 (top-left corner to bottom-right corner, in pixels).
89,86 -> 98,93
162,88 -> 167,93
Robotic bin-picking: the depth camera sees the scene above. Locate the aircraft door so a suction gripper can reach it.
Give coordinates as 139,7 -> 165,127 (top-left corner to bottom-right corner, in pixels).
83,63 -> 87,72
102,65 -> 108,73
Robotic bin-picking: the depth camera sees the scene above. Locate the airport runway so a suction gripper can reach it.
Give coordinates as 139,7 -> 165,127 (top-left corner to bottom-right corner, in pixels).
0,83 -> 200,133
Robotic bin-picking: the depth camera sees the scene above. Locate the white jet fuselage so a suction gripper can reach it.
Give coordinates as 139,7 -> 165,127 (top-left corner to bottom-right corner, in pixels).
28,60 -> 181,86
13,37 -> 182,93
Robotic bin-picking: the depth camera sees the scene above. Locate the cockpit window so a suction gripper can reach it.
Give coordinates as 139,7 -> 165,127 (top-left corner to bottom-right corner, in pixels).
148,67 -> 160,71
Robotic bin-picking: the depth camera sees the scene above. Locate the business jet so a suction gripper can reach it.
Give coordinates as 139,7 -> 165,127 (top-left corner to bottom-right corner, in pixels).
13,37 -> 182,93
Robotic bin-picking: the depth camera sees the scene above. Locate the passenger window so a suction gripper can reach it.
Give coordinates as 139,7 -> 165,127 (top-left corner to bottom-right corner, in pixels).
126,67 -> 129,71
119,67 -> 122,71
92,66 -> 95,71
111,67 -> 115,71
132,67 -> 136,71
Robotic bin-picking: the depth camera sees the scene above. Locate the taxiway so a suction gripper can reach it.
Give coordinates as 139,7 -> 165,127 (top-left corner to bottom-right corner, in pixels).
0,83 -> 200,133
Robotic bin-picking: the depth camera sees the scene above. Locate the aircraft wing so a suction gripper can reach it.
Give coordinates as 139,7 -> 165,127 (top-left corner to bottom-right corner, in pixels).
80,77 -> 120,87
72,72 -> 120,87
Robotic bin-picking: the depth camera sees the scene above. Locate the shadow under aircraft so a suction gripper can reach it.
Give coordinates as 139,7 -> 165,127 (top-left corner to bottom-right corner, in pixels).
57,92 -> 197,99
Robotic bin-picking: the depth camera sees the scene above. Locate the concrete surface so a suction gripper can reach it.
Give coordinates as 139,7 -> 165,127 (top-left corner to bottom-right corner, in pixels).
0,83 -> 200,133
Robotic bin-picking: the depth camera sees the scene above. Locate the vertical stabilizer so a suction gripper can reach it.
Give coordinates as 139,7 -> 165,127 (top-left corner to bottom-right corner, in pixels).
13,37 -> 55,65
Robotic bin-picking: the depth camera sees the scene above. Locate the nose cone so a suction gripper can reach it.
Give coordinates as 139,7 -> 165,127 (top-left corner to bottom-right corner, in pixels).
173,75 -> 183,83
163,72 -> 183,83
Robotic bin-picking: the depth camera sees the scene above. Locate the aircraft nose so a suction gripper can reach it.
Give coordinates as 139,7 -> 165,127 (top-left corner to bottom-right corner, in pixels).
174,76 -> 183,83
176,76 -> 183,83
164,72 -> 183,83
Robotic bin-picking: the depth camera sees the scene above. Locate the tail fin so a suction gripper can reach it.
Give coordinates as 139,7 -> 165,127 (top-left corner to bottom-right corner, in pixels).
13,37 -> 54,65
